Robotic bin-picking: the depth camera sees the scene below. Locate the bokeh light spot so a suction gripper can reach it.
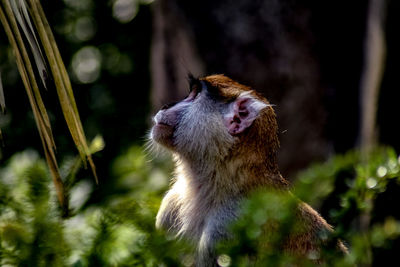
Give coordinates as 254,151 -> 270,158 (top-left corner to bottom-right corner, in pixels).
72,46 -> 102,84
366,177 -> 377,189
217,254 -> 231,267
307,250 -> 320,260
182,255 -> 195,267
376,166 -> 387,177
112,0 -> 138,23
74,17 -> 96,41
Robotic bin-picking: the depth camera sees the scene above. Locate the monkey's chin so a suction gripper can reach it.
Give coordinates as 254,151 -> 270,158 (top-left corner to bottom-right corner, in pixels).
151,123 -> 175,149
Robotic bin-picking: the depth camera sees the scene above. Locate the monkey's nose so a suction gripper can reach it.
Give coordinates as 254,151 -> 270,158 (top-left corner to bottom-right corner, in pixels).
153,110 -> 171,126
153,111 -> 162,124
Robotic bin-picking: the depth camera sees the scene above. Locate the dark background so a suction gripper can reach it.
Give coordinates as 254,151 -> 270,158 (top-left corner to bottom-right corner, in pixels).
0,0 -> 399,264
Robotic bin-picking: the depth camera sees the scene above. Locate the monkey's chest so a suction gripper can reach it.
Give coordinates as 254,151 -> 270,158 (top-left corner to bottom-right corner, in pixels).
178,199 -> 239,245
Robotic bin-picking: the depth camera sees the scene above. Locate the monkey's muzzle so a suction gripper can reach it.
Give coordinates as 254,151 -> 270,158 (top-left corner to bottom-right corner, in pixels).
151,113 -> 175,149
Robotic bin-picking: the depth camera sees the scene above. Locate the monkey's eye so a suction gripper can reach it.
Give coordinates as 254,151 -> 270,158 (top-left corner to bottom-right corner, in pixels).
189,80 -> 202,92
187,74 -> 202,93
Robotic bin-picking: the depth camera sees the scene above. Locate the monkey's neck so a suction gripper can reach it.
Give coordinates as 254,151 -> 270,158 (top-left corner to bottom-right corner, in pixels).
172,155 -> 289,241
176,154 -> 289,200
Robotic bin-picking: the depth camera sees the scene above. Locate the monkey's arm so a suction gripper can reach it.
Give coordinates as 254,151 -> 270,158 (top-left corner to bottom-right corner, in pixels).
156,189 -> 182,233
197,202 -> 239,267
282,202 -> 349,256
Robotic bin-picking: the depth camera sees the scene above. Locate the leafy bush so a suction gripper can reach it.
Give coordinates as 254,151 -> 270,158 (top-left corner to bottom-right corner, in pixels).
1,146 -> 400,266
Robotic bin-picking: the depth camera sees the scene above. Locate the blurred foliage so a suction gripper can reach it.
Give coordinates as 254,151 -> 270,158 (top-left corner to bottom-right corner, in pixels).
0,0 -> 153,210
216,147 -> 400,266
0,147 -> 188,267
1,146 -> 400,266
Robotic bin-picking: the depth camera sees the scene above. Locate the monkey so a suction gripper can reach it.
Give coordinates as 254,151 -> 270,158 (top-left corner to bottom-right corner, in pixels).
150,74 -> 347,266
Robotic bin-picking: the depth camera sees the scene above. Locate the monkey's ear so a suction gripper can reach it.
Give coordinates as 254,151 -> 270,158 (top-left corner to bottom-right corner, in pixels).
224,92 -> 268,135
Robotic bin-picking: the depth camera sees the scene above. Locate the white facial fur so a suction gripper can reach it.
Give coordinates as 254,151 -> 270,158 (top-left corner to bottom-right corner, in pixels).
151,83 -> 235,164
151,79 -> 279,266
151,77 -> 341,266
174,94 -> 234,163
151,85 -> 269,165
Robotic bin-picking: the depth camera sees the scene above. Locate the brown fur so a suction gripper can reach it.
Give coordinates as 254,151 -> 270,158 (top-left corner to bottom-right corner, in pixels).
151,74 -> 346,266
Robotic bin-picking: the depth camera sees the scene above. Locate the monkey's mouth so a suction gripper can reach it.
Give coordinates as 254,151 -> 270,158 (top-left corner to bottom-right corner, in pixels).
156,121 -> 171,127
153,121 -> 174,132
151,121 -> 175,148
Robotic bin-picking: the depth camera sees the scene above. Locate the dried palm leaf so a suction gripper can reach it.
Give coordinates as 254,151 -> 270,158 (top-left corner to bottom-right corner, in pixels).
0,0 -> 99,216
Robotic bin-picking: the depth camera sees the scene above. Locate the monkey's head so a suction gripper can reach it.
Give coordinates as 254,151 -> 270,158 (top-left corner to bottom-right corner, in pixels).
151,74 -> 279,170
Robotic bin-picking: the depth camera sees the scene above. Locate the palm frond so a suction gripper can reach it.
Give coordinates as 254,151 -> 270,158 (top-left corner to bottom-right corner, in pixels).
0,1 -> 67,213
0,0 -> 99,215
10,0 -> 48,88
0,70 -> 5,112
27,0 -> 98,183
